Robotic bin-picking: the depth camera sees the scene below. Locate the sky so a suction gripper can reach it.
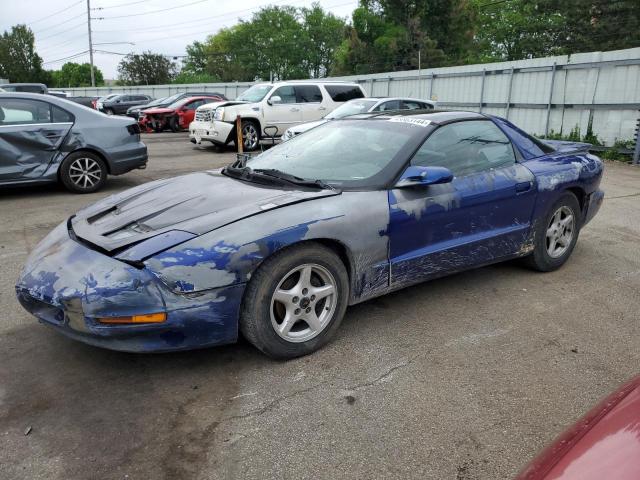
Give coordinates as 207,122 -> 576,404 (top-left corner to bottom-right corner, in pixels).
1,0 -> 359,79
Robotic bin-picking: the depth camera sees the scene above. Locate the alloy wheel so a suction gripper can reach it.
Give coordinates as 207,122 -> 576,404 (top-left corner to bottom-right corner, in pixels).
68,157 -> 103,189
242,123 -> 259,150
270,263 -> 337,343
546,206 -> 574,258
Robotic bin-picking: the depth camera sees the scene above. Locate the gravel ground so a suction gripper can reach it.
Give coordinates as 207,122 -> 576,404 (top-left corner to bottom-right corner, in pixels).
1,132 -> 638,480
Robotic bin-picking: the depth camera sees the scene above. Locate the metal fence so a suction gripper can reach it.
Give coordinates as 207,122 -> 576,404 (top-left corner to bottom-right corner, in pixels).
64,47 -> 640,147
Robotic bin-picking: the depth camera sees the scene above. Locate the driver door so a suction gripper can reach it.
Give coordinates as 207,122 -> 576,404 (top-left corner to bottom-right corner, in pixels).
388,119 -> 537,288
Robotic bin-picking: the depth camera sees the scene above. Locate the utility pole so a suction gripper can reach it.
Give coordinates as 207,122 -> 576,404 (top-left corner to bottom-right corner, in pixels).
86,0 -> 95,87
417,49 -> 422,99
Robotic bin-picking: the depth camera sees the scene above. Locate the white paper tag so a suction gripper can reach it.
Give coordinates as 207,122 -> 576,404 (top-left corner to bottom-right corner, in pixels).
388,117 -> 431,127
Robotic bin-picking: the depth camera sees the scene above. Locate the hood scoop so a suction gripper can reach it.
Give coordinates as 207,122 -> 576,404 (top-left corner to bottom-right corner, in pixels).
71,171 -> 339,254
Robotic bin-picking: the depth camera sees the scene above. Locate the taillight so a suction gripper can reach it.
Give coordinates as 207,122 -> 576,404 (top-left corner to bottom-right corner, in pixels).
127,124 -> 141,135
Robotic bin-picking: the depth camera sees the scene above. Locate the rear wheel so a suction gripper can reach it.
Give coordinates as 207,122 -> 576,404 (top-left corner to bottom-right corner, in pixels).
240,243 -> 349,359
59,152 -> 107,193
523,192 -> 581,271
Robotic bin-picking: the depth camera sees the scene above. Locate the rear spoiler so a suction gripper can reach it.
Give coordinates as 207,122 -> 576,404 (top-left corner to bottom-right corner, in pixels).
541,139 -> 592,154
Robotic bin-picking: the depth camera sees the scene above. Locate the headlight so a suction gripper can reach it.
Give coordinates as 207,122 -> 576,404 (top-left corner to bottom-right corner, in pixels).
213,107 -> 224,121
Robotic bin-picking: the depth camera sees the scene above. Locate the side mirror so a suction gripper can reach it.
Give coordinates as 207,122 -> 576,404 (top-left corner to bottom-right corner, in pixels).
395,166 -> 453,188
268,95 -> 282,105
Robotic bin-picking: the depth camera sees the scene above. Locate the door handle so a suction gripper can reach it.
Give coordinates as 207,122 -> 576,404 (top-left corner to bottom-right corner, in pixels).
515,181 -> 533,193
290,108 -> 300,112
319,106 -> 327,111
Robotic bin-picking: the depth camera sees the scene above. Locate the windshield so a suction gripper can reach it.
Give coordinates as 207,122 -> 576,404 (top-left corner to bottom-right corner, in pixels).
326,100 -> 378,119
168,98 -> 191,109
247,119 -> 420,185
144,97 -> 167,107
237,85 -> 273,103
98,94 -> 118,102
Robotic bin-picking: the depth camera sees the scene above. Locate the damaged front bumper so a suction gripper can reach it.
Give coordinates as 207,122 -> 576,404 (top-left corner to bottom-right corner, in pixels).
15,222 -> 243,352
583,189 -> 604,226
189,120 -> 233,145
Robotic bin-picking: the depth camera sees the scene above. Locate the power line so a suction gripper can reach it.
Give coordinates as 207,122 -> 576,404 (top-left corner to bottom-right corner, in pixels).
96,0 -> 210,20
93,0 -> 152,9
26,0 -> 84,26
33,12 -> 86,35
43,50 -> 90,65
36,21 -> 87,42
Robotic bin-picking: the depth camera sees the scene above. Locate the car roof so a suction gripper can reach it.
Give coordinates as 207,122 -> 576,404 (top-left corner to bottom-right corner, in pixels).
348,110 -> 486,125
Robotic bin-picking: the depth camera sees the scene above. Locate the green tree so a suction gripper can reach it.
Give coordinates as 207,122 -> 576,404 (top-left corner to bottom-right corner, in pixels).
0,24 -> 48,83
300,4 -> 346,78
332,0 -> 473,75
50,62 -> 104,87
471,0 -> 640,62
471,0 -> 564,61
117,51 -> 177,85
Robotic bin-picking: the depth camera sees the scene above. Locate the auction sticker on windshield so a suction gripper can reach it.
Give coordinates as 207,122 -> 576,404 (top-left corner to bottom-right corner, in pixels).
388,117 -> 431,127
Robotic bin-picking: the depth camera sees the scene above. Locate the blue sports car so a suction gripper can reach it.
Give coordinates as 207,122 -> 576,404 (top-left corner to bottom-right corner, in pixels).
16,111 -> 604,358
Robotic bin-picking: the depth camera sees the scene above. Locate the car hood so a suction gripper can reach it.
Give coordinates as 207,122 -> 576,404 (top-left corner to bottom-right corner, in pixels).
291,119 -> 328,133
197,100 -> 249,111
516,375 -> 640,480
71,170 -> 339,254
142,107 -> 174,115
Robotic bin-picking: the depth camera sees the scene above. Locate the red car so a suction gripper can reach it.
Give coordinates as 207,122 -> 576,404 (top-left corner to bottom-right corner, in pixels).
516,375 -> 640,479
139,95 -> 222,133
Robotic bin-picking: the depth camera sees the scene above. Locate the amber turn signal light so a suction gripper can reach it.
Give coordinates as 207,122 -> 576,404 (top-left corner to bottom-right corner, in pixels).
98,313 -> 167,324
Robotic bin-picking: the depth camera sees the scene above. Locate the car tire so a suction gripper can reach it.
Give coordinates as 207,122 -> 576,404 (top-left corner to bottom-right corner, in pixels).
240,120 -> 260,151
105,108 -> 114,115
153,123 -> 164,133
523,192 -> 581,272
59,152 -> 108,193
240,242 -> 349,359
169,116 -> 181,132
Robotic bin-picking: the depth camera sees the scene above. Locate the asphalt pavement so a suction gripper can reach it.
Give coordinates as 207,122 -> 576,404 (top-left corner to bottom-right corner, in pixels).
1,133 -> 639,480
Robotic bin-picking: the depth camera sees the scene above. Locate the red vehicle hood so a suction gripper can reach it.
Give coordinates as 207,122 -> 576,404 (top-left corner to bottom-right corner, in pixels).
142,107 -> 174,115
516,376 -> 640,480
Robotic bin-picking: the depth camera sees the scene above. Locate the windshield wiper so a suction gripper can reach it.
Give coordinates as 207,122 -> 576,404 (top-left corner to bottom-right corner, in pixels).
253,168 -> 335,191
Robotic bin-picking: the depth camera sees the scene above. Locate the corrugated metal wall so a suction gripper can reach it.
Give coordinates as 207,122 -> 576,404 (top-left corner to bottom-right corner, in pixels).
64,47 -> 640,145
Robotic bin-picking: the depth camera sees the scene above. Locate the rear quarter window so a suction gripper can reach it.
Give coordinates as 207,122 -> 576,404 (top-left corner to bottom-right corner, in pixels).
324,85 -> 365,102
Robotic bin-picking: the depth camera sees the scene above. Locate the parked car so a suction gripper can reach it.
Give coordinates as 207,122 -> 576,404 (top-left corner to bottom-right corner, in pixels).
0,92 -> 147,193
16,111 -> 603,357
126,92 -> 226,119
68,96 -> 100,108
97,94 -> 154,115
47,90 -> 70,98
189,81 -> 367,151
0,83 -> 48,94
515,375 -> 640,480
92,93 -> 118,110
282,97 -> 436,140
139,95 -> 224,132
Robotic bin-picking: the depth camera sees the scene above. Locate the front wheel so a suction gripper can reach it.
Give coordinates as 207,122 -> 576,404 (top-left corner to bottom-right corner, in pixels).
105,108 -> 114,116
59,152 -> 107,193
241,121 -> 260,151
523,192 -> 581,272
169,116 -> 181,132
240,243 -> 349,359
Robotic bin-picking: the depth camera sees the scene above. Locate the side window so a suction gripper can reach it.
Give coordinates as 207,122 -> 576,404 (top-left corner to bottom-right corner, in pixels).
411,120 -> 516,177
52,105 -> 73,123
324,85 -> 365,102
186,100 -> 203,110
271,86 -> 296,104
373,100 -> 401,111
402,100 -> 425,110
295,85 -> 323,103
0,99 -> 51,125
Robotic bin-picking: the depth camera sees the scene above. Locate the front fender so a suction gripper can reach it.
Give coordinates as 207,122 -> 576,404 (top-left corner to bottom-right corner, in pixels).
143,191 -> 391,303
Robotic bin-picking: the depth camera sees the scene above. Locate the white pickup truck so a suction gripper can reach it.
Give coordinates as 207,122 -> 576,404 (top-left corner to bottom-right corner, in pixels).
189,81 -> 367,151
